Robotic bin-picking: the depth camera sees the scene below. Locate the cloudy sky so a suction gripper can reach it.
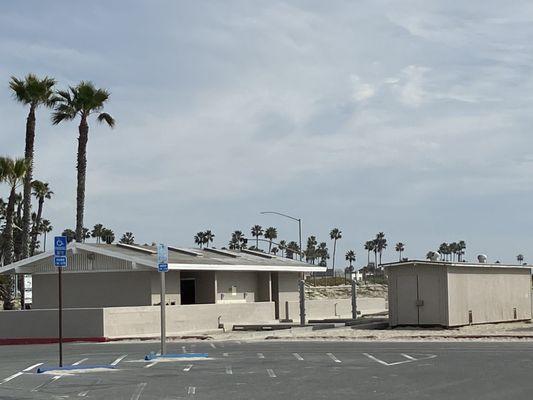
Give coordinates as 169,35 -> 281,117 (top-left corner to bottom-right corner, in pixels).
1,0 -> 533,266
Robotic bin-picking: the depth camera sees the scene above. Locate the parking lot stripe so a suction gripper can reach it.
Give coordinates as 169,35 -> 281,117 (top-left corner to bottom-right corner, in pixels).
401,354 -> 416,360
0,372 -> 24,385
182,346 -> 187,353
130,382 -> 147,400
222,352 -> 229,357
267,368 -> 276,378
292,353 -> 304,361
327,353 -> 342,363
144,362 -> 158,369
184,364 -> 193,372
210,343 -> 216,349
362,353 -> 389,366
78,391 -> 89,397
23,363 -> 43,372
226,366 -> 233,375
111,354 -> 128,366
257,353 -> 265,359
72,358 -> 89,366
188,386 -> 196,395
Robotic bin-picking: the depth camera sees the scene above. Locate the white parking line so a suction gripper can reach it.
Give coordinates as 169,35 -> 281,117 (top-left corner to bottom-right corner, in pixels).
226,366 -> 233,375
222,352 -> 229,357
363,353 -> 389,366
78,390 -> 89,397
111,354 -> 128,366
363,353 -> 437,366
0,372 -> 24,385
73,358 -> 89,366
130,382 -> 147,400
182,346 -> 187,353
267,368 -> 276,378
183,364 -> 193,372
210,343 -> 216,349
292,353 -> 304,361
144,362 -> 158,369
23,363 -> 43,372
257,353 -> 265,359
327,353 -> 341,363
188,386 -> 196,395
401,354 -> 416,361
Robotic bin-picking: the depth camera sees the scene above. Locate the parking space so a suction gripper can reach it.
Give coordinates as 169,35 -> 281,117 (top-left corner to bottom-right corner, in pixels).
1,341 -> 533,399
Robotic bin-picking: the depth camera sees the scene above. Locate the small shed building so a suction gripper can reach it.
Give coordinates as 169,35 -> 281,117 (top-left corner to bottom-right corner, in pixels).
385,260 -> 532,327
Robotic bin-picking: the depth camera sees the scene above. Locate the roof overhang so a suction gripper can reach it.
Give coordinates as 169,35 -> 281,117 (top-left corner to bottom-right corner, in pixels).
167,263 -> 326,272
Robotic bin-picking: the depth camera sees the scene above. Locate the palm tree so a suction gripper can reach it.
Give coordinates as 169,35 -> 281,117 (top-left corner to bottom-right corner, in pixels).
316,242 -> 329,266
395,242 -> 405,261
204,230 -> 215,248
264,227 -> 277,253
52,81 -> 115,243
91,224 -> 104,244
229,230 -> 247,250
119,232 -> 135,245
438,242 -> 449,261
100,228 -> 115,244
29,180 -> 53,256
286,241 -> 300,259
345,250 -> 356,281
375,232 -> 387,266
0,157 -> 28,310
517,254 -> 524,264
426,251 -> 438,260
271,247 -> 279,256
9,74 -> 56,260
305,235 -> 318,264
329,228 -> 342,272
40,219 -> 53,251
278,240 -> 287,257
194,232 -> 206,248
62,229 -> 76,243
457,240 -> 466,262
364,240 -> 375,266
251,225 -> 264,250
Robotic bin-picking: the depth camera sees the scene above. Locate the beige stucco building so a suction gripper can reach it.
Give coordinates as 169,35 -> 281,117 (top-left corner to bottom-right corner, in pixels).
386,260 -> 532,327
0,243 -> 324,342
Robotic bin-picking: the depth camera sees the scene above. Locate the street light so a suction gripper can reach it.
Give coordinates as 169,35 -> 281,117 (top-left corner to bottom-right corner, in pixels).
260,211 -> 302,261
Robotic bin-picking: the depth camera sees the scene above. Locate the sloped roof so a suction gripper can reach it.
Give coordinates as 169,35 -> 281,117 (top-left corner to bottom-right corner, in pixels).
0,242 -> 325,274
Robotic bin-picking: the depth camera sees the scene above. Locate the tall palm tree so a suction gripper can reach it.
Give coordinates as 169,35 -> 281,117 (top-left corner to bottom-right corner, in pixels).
40,219 -> 53,251
395,242 -> 405,262
264,227 -> 277,253
305,235 -> 318,264
52,81 -> 115,243
457,240 -> 466,262
286,241 -> 300,259
91,224 -> 104,244
517,254 -> 524,264
364,240 -> 375,266
375,232 -> 387,266
9,74 -> 56,260
100,228 -> 115,244
438,242 -> 449,261
119,232 -> 135,245
204,230 -> 215,248
278,240 -> 287,257
194,231 -> 206,248
0,157 -> 28,310
329,228 -> 342,272
29,180 -> 53,256
251,225 -> 264,249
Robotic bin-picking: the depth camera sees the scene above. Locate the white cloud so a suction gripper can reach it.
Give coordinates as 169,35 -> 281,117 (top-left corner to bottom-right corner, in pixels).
350,74 -> 375,102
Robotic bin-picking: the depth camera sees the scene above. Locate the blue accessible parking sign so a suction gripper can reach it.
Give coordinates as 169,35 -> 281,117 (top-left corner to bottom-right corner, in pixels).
54,236 -> 68,268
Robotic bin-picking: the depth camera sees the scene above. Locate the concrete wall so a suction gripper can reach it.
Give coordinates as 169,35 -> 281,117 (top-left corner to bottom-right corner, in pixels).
286,298 -> 387,320
103,302 -> 276,338
0,308 -> 104,339
33,272 -> 153,309
447,266 -> 532,326
183,271 -> 216,304
216,271 -> 258,303
150,271 -> 181,305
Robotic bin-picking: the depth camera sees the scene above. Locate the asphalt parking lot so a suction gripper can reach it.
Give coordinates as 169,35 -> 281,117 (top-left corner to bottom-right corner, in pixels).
1,340 -> 533,399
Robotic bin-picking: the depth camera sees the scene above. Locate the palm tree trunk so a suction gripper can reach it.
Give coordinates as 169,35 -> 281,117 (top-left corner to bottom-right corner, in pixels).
21,105 -> 36,261
1,186 -> 17,310
29,198 -> 44,256
268,240 -> 272,253
75,116 -> 89,243
332,239 -> 337,270
256,236 -> 259,249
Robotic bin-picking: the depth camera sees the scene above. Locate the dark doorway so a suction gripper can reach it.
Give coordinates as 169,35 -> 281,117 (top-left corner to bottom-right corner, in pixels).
180,279 -> 196,305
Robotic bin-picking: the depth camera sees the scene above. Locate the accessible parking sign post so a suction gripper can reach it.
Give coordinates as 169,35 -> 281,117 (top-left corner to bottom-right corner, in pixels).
157,244 -> 169,356
54,236 -> 68,368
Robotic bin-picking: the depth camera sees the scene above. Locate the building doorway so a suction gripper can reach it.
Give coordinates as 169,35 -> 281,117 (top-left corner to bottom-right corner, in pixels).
180,279 -> 196,305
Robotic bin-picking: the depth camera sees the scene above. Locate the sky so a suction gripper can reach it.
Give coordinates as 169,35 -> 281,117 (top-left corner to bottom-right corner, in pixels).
1,0 -> 533,267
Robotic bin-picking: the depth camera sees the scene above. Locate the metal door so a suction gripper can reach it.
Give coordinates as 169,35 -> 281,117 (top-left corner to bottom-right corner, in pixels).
396,274 -> 419,325
417,272 -> 441,325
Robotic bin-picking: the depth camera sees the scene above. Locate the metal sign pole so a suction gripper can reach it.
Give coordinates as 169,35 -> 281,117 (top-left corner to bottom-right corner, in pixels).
160,271 -> 166,356
351,279 -> 357,320
298,280 -> 306,326
58,267 -> 63,367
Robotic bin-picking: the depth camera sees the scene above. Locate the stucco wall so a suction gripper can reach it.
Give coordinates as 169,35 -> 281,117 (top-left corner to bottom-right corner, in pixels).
216,271 -> 258,303
180,271 -> 216,304
33,272 -> 153,309
0,308 -> 104,339
447,266 -> 532,326
103,302 -> 276,338
150,271 -> 181,305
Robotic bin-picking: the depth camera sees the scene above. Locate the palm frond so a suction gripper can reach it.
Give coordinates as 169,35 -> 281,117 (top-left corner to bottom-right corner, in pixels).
97,112 -> 115,128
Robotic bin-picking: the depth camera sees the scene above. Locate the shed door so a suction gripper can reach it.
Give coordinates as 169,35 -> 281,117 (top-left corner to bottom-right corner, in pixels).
396,274 -> 418,325
418,272 -> 442,325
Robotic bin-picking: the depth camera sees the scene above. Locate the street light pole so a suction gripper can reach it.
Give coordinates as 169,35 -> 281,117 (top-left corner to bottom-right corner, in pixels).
260,211 -> 302,261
